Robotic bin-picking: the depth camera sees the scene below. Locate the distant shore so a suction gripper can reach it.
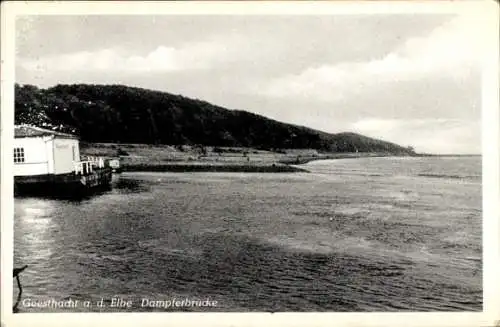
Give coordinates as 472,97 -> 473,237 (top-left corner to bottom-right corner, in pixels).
81,142 -> 419,173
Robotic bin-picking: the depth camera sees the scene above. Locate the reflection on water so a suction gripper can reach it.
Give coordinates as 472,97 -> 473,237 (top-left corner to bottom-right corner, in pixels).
14,157 -> 482,312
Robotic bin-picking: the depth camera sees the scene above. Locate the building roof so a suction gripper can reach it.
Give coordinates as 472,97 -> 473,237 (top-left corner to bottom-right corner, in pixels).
14,125 -> 78,139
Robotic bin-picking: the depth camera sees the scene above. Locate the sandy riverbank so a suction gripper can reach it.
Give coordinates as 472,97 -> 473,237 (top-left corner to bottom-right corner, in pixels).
80,143 -> 410,173
120,163 -> 308,173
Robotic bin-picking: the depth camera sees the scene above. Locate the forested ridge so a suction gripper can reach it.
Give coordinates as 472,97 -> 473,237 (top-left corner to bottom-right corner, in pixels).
15,83 -> 415,154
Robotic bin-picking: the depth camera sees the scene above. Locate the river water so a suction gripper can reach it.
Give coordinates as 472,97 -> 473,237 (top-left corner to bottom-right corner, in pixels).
13,156 -> 482,312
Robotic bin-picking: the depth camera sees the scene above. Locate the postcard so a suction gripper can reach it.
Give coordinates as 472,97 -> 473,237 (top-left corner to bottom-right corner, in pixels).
1,1 -> 499,327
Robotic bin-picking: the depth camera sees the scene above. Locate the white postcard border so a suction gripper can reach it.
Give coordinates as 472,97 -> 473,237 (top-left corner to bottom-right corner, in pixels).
1,1 -> 499,327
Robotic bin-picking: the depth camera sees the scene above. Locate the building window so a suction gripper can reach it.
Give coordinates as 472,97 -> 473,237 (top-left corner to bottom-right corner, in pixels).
14,147 -> 25,163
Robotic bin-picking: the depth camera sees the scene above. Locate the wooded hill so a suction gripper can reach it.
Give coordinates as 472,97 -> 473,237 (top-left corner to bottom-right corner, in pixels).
15,83 -> 415,154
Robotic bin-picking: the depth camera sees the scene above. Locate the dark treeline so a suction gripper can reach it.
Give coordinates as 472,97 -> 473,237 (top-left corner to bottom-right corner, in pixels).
15,83 -> 415,154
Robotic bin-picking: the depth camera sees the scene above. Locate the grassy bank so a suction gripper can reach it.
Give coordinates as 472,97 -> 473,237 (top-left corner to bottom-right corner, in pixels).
121,163 -> 308,173
80,142 -> 411,173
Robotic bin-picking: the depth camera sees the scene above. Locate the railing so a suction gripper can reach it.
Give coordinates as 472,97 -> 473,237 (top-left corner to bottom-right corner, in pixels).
87,156 -> 105,168
74,156 -> 105,175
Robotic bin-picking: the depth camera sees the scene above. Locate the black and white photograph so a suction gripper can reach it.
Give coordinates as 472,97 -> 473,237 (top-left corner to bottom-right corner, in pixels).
1,1 -> 499,326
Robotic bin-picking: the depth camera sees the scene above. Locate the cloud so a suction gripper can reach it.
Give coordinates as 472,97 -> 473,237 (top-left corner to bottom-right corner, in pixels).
256,13 -> 484,102
20,46 -> 176,73
18,36 -> 242,73
350,118 -> 481,154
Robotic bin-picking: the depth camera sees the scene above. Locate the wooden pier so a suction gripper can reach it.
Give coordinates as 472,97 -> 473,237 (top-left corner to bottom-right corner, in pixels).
14,156 -> 113,198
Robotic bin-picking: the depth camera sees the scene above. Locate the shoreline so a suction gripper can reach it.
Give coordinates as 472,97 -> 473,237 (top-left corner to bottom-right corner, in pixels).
118,153 -> 475,173
120,163 -> 309,173
278,153 -> 412,165
118,153 -> 413,173
81,142 -> 463,174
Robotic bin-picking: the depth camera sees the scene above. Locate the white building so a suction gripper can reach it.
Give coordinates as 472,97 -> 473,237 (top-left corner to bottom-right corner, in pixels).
14,125 -> 81,177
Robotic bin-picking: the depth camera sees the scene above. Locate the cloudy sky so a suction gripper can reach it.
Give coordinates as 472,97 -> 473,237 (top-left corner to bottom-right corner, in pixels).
16,12 -> 485,154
